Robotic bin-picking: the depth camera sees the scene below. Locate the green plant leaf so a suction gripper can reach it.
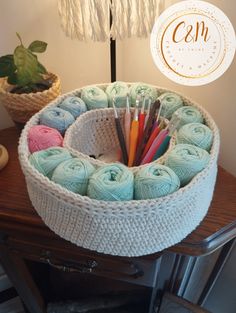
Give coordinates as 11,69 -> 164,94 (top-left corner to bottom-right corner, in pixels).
14,45 -> 41,87
16,32 -> 23,45
0,55 -> 16,77
7,72 -> 18,85
28,41 -> 47,53
38,62 -> 47,74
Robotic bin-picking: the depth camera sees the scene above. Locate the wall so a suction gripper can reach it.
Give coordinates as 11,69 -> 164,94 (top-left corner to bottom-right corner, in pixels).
0,0 -> 235,175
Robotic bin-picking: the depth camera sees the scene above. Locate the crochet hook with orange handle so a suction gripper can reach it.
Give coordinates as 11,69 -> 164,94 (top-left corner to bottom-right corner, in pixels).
124,93 -> 131,152
128,97 -> 140,167
137,95 -> 146,147
113,99 -> 128,165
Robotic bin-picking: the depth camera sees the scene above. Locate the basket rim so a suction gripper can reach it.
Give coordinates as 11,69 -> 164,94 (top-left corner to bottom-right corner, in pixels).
0,72 -> 60,97
18,82 -> 220,212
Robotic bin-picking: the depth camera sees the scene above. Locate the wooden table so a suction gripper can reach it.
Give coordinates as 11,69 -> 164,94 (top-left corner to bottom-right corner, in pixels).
0,127 -> 236,313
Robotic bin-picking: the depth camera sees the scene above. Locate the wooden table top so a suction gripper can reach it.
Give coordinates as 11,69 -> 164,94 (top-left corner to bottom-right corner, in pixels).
0,127 -> 236,259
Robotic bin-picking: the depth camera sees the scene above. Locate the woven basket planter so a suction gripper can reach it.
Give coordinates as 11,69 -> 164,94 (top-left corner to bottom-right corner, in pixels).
18,83 -> 220,257
0,73 -> 61,123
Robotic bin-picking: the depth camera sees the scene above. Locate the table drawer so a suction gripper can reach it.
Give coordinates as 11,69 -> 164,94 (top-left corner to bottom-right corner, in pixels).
0,234 -> 160,287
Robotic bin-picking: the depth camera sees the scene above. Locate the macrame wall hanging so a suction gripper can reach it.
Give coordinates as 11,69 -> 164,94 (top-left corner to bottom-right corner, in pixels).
58,0 -> 165,42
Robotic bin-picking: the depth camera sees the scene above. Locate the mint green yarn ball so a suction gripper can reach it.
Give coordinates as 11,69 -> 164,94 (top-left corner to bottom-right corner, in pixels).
106,81 -> 129,108
165,144 -> 210,186
81,86 -> 108,110
134,164 -> 180,200
87,163 -> 134,201
159,92 -> 183,119
29,147 -> 72,178
58,96 -> 87,118
51,158 -> 95,195
173,106 -> 203,130
129,83 -> 158,106
177,123 -> 213,151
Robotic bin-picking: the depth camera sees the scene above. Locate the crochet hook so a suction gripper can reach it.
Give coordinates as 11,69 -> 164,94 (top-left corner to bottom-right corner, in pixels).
134,100 -> 160,166
124,93 -> 131,153
144,98 -> 151,129
137,95 -> 146,147
113,99 -> 128,165
153,115 -> 181,161
140,128 -> 169,165
128,96 -> 140,167
141,102 -> 163,160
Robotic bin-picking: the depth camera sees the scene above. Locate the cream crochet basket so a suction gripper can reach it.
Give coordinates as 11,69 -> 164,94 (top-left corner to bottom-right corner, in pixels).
18,83 -> 220,257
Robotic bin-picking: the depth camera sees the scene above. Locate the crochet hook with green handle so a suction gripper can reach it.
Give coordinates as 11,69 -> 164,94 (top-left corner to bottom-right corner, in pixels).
152,115 -> 181,161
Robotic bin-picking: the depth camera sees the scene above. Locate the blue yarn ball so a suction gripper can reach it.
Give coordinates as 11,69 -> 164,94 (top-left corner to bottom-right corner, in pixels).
165,144 -> 210,186
129,83 -> 158,106
106,81 -> 129,108
51,158 -> 95,195
173,106 -> 203,130
29,147 -> 72,178
40,107 -> 75,135
58,96 -> 87,118
134,164 -> 180,200
177,123 -> 213,151
87,163 -> 134,201
159,92 -> 183,119
81,86 -> 108,110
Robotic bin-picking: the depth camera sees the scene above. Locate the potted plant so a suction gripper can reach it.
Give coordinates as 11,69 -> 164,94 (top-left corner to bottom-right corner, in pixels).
0,33 -> 61,127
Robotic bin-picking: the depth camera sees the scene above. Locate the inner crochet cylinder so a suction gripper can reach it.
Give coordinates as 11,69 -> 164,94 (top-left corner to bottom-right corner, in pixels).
64,108 -> 169,166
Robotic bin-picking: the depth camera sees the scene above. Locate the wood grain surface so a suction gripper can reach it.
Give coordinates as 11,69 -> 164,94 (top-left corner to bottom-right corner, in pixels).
0,127 -> 236,259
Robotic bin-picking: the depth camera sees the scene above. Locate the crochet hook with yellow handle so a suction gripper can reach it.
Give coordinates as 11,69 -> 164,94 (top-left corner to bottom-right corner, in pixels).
128,97 -> 139,167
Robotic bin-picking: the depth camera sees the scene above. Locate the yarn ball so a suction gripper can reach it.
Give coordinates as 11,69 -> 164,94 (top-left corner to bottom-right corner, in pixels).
29,147 -> 72,178
87,163 -> 134,201
51,158 -> 95,195
129,83 -> 158,106
58,96 -> 87,118
159,92 -> 183,119
165,144 -> 210,186
40,107 -> 75,135
134,164 -> 180,200
177,123 -> 213,151
106,81 -> 129,108
81,86 -> 108,110
28,125 -> 63,153
173,106 -> 203,130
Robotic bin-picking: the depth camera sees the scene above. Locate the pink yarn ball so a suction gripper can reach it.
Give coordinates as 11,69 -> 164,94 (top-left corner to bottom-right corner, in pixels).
28,125 -> 63,153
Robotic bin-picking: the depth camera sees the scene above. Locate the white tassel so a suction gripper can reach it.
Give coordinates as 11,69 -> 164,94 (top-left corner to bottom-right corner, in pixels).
58,0 -> 110,41
58,0 -> 163,41
110,0 -> 161,40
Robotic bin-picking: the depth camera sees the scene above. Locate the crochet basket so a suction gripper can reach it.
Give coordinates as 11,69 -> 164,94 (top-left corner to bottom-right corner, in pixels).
18,83 -> 220,257
0,73 -> 61,123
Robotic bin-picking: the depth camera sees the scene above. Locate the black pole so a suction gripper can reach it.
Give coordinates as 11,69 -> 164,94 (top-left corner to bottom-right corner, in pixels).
110,2 -> 116,82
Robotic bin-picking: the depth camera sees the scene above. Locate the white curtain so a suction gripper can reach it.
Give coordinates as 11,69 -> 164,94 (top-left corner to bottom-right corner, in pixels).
58,0 -> 165,41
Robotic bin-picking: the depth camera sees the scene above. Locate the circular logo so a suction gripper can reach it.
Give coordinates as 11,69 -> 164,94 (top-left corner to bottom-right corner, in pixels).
150,0 -> 236,86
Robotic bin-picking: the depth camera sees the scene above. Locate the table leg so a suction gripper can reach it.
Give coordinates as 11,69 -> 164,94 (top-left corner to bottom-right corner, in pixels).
148,258 -> 162,313
0,238 -> 46,313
